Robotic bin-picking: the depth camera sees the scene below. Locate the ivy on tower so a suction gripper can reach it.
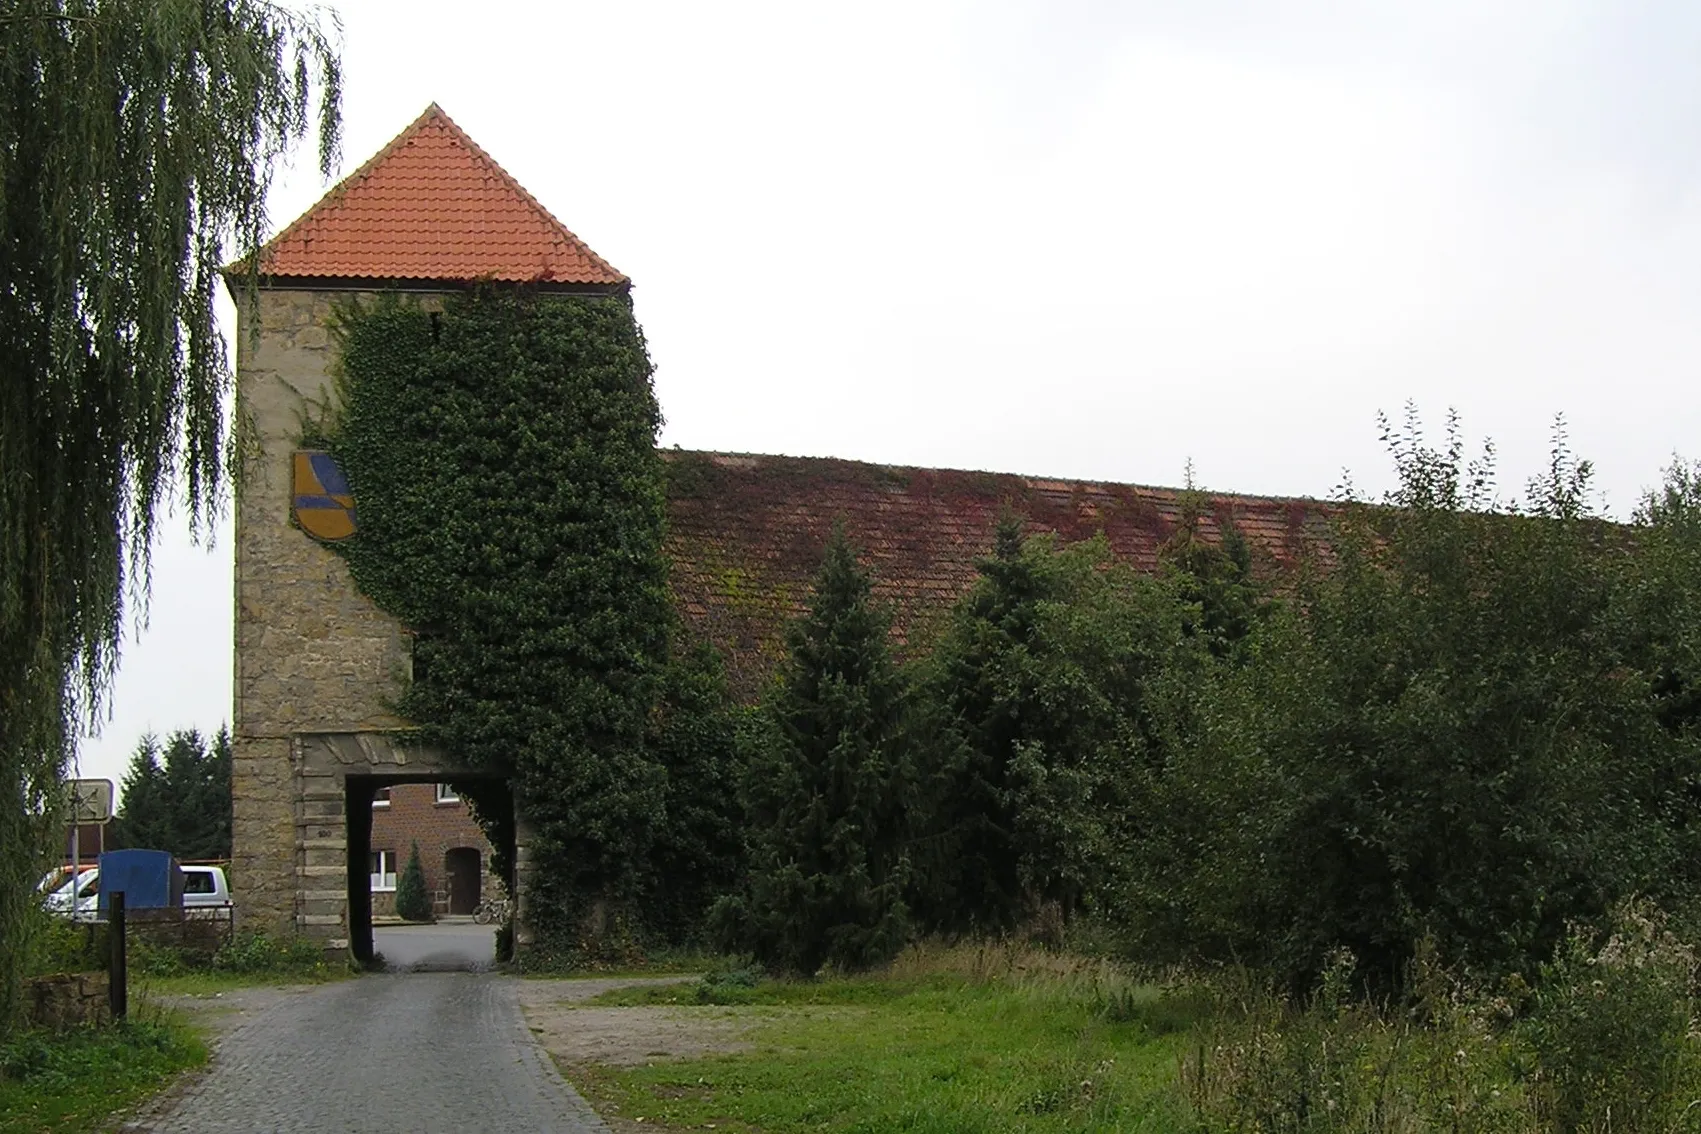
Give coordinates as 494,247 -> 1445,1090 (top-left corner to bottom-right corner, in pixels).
324,287 -> 671,964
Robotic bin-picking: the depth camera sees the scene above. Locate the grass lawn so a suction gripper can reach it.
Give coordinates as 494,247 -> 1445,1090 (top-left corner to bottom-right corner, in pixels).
575,953 -> 1198,1133
0,1017 -> 205,1134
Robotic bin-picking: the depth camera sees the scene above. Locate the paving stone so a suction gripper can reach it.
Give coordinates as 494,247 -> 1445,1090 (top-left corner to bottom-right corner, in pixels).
142,975 -> 607,1133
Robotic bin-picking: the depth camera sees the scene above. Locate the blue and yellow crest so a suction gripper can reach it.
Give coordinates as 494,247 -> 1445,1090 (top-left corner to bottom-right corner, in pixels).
293,451 -> 357,541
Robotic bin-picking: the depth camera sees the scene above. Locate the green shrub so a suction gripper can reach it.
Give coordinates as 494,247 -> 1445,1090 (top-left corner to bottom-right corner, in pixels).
130,940 -> 194,978
1182,948 -> 1535,1133
212,932 -> 328,976
394,842 -> 431,923
1524,900 -> 1700,1132
21,915 -> 101,977
1128,417 -> 1696,989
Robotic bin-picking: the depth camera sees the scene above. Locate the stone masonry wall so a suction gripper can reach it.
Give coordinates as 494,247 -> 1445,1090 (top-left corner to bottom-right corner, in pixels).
24,973 -> 110,1030
231,286 -> 452,943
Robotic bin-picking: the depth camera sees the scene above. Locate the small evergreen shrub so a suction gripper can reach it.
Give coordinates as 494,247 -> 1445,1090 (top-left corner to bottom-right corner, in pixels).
394,842 -> 431,923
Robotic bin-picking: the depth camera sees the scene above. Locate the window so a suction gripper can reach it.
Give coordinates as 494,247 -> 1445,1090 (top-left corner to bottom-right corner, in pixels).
369,850 -> 397,892
183,871 -> 214,895
372,786 -> 391,809
434,783 -> 460,805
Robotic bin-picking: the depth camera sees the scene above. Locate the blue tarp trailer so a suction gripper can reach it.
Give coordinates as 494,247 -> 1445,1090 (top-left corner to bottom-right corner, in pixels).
97,849 -> 184,912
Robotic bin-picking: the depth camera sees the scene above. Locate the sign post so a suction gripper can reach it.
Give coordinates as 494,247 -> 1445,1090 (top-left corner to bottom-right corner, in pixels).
67,779 -> 113,923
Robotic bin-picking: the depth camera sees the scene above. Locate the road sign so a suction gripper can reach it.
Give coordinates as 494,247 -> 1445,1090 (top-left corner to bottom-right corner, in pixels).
69,778 -> 113,824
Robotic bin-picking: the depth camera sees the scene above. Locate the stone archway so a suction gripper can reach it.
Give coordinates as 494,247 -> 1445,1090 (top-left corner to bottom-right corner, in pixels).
285,732 -> 531,964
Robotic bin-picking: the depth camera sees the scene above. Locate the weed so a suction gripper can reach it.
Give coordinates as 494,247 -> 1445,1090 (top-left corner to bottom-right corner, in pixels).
1523,899 -> 1701,1133
0,1017 -> 204,1131
212,931 -> 330,976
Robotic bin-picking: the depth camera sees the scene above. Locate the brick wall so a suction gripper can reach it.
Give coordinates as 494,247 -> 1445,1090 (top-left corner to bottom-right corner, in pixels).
368,782 -> 495,917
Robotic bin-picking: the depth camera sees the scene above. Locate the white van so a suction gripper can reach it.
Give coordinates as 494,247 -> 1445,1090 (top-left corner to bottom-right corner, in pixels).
181,865 -> 234,919
42,863 -> 233,919
43,867 -> 100,918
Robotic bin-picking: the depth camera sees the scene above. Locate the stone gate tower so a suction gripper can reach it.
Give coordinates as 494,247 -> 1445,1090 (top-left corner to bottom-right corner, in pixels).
226,104 -> 629,955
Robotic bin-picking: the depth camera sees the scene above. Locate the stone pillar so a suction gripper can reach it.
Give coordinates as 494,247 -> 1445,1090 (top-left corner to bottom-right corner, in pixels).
512,807 -> 537,950
296,750 -> 348,950
230,737 -> 296,936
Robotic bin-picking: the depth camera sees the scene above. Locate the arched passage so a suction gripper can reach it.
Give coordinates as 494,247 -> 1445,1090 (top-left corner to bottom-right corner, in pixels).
343,771 -> 515,966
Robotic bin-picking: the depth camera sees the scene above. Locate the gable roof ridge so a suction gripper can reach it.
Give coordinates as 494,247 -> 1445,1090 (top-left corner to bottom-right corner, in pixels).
667,449 -> 1334,509
244,103 -> 445,271
235,103 -> 627,286
422,106 -> 625,284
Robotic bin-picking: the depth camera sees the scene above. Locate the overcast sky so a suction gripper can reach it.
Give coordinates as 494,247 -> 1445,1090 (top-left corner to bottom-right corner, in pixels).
74,0 -> 1701,788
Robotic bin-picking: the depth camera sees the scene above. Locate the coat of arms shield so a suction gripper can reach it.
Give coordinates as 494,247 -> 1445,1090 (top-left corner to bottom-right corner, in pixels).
293,451 -> 357,541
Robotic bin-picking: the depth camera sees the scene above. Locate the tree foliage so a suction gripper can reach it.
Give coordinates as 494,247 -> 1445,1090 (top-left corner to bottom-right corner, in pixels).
714,526 -> 915,975
915,517 -> 1193,935
112,727 -> 232,860
0,0 -> 338,1029
642,643 -> 752,944
1125,412 -> 1696,987
326,289 -> 672,962
1159,475 -> 1263,658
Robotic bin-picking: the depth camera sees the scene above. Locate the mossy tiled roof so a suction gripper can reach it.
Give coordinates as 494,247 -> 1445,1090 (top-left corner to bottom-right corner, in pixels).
664,451 -> 1335,696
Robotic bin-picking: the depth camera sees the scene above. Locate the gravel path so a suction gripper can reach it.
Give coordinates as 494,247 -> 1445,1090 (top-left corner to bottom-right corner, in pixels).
139,974 -> 608,1133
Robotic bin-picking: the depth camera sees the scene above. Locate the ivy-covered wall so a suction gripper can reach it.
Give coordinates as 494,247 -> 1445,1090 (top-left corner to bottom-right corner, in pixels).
324,288 -> 672,962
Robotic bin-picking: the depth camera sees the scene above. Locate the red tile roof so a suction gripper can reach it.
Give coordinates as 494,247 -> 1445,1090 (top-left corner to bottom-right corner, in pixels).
248,104 -> 626,287
664,451 -> 1336,696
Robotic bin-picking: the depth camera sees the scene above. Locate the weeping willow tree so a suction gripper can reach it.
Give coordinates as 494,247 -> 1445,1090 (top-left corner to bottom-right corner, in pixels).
0,0 -> 339,1028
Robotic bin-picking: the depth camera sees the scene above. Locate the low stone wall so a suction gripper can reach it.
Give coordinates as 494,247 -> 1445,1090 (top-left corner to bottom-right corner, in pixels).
24,972 -> 110,1030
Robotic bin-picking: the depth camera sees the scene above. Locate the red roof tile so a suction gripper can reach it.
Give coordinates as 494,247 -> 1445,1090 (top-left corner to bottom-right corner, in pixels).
249,104 -> 626,286
664,452 -> 1337,696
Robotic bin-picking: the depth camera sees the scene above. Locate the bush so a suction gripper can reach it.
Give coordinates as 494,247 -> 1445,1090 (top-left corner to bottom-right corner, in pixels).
394,842 -> 431,923
1182,948 -> 1534,1132
1127,417 -> 1694,988
915,521 -> 1193,935
21,915 -> 101,978
211,932 -> 328,976
1523,900 -> 1700,1132
130,940 -> 195,978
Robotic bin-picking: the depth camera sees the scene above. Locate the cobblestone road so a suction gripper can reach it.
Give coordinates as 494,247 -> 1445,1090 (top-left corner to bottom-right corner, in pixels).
142,974 -> 608,1133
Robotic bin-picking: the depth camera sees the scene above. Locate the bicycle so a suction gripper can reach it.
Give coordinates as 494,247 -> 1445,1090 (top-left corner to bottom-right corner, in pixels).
472,895 -> 512,925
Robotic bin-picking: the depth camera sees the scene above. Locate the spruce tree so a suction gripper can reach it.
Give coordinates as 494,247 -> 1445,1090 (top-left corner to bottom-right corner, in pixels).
113,736 -> 171,852
919,518 -> 1187,933
395,842 -> 432,923
111,727 -> 233,859
715,525 -> 913,975
1159,479 -> 1263,658
914,514 -> 1041,931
